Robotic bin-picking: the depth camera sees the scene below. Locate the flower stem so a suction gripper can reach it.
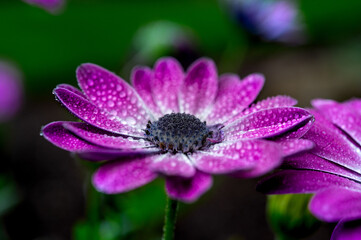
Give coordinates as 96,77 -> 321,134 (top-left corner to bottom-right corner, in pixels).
162,197 -> 179,240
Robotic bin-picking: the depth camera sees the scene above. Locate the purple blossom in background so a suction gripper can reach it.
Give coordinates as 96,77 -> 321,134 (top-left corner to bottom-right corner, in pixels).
0,61 -> 23,123
23,0 -> 64,13
225,0 -> 306,44
258,99 -> 361,239
41,57 -> 314,202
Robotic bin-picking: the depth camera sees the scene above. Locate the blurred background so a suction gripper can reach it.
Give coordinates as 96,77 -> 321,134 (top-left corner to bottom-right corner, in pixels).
1,0 -> 361,239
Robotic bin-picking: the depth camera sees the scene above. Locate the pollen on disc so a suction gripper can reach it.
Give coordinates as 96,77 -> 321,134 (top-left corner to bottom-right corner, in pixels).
145,113 -> 210,153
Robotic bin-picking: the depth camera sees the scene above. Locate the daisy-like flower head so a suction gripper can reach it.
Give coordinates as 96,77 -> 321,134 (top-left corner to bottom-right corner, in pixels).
258,99 -> 361,239
42,57 -> 314,202
23,0 -> 64,13
0,61 -> 23,123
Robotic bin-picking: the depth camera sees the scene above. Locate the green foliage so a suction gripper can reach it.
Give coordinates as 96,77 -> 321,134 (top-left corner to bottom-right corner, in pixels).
0,0 -> 244,93
300,0 -> 361,43
267,194 -> 320,240
73,178 -> 166,240
0,176 -> 19,217
0,175 -> 20,240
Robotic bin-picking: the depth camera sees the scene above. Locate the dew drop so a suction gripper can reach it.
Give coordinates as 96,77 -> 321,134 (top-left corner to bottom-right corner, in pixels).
130,96 -> 137,104
119,91 -> 126,98
88,79 -> 94,86
125,117 -> 136,125
108,110 -> 116,116
107,100 -> 115,108
116,84 -> 123,91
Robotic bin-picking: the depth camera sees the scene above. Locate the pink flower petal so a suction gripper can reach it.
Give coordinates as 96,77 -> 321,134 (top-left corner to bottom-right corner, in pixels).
304,110 -> 361,175
312,99 -> 361,147
257,170 -> 361,194
225,107 -> 312,140
275,116 -> 314,140
165,171 -> 212,203
56,84 -> 86,98
63,122 -> 152,149
42,122 -> 155,161
77,148 -> 159,161
149,153 -> 195,178
279,139 -> 314,157
191,151 -> 254,175
331,219 -> 361,240
206,73 -> 264,124
344,99 -> 361,115
311,98 -> 338,109
152,57 -> 184,114
192,139 -> 281,175
179,58 -> 218,117
226,95 -> 297,125
41,121 -> 101,152
131,66 -> 162,118
282,153 -> 361,183
53,87 -> 143,137
93,158 -> 157,194
76,63 -> 152,128
228,140 -> 283,178
310,188 -> 361,222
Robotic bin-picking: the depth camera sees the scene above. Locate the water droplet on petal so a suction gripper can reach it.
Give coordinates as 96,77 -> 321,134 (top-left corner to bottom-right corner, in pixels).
88,79 -> 94,86
116,84 -> 123,91
107,100 -> 115,108
126,117 -> 136,125
119,91 -> 126,98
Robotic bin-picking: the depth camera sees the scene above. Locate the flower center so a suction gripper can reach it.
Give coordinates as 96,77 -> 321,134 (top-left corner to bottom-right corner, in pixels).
145,113 -> 212,153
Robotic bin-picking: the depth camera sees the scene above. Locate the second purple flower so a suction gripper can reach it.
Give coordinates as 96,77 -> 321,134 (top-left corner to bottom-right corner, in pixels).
42,57 -> 313,202
258,99 -> 361,239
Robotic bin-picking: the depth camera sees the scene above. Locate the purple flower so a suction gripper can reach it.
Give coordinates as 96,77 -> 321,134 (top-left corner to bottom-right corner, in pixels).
23,0 -> 64,13
258,99 -> 361,239
225,0 -> 306,44
0,61 -> 23,123
41,57 -> 313,202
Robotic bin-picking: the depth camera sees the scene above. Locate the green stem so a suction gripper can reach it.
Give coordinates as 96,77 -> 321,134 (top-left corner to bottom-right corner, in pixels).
162,197 -> 179,240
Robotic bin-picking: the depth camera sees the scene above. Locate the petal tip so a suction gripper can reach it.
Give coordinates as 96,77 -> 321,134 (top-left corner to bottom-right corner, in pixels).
188,57 -> 216,72
311,98 -> 337,109
155,56 -> 181,66
130,66 -> 152,86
